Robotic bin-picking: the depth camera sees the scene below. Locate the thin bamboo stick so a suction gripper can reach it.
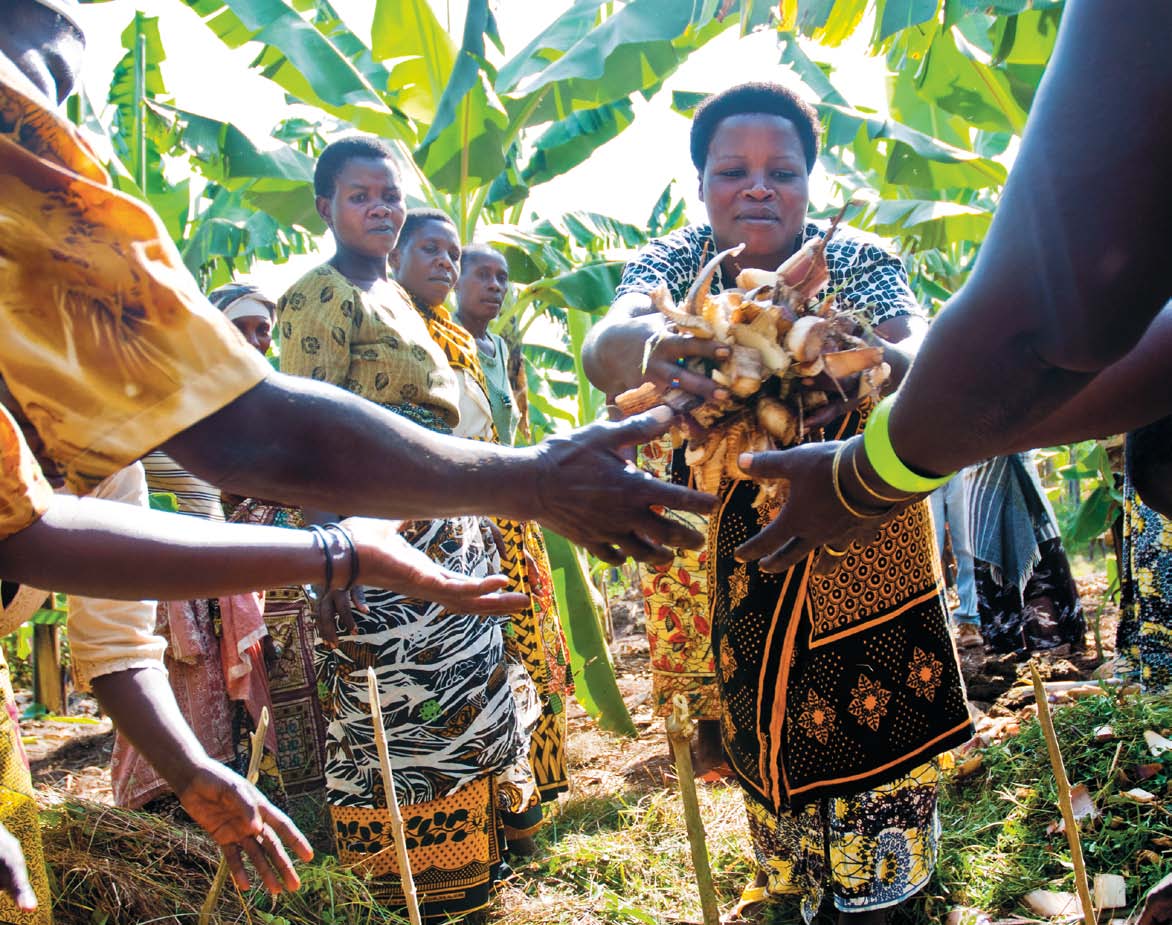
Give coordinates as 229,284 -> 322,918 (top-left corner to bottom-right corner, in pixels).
665,694 -> 720,925
366,667 -> 422,925
199,706 -> 270,925
1030,661 -> 1096,924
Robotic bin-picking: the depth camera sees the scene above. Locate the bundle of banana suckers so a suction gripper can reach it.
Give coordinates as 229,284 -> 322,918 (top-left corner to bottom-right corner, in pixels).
616,218 -> 889,507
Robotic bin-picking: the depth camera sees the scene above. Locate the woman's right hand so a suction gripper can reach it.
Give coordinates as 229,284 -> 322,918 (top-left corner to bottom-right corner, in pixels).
642,322 -> 731,403
339,518 -> 530,618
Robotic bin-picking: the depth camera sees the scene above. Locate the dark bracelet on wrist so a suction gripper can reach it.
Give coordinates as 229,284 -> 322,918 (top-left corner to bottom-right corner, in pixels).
307,524 -> 334,592
326,523 -> 360,591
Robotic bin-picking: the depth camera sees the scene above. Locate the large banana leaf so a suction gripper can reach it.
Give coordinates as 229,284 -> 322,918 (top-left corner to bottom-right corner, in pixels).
496,0 -> 734,124
188,0 -> 410,141
543,529 -> 637,737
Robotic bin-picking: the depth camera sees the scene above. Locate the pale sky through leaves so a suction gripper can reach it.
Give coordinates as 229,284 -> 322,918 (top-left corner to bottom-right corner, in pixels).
73,1 -> 887,295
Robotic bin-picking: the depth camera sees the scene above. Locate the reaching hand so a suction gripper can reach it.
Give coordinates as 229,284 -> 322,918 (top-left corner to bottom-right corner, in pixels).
340,518 -> 530,615
176,761 -> 313,896
314,586 -> 368,648
529,406 -> 719,565
732,437 -> 912,574
0,822 -> 36,912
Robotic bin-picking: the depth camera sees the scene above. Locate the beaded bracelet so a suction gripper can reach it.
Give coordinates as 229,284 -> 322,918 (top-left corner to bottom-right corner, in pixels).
861,395 -> 954,494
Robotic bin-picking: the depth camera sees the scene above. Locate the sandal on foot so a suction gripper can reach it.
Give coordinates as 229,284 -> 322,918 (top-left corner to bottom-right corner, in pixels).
722,885 -> 770,923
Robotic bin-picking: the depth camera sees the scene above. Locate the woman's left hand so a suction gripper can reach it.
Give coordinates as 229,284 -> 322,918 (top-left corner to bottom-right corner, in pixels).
733,439 -> 899,574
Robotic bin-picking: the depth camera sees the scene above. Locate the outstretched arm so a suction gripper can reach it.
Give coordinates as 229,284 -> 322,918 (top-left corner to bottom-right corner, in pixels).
888,0 -> 1172,476
0,495 -> 528,612
164,386 -> 716,563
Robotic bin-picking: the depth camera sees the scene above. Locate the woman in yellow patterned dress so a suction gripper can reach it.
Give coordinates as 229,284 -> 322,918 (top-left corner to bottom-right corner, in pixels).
278,140 -> 528,922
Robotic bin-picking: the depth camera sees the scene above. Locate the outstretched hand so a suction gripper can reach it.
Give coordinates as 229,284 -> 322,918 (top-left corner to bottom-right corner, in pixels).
733,437 -> 910,573
0,821 -> 36,912
530,406 -> 719,565
342,518 -> 530,615
176,761 -> 313,895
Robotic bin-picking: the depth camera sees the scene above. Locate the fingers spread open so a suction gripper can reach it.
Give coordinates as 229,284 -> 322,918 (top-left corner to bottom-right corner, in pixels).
629,509 -> 705,552
637,478 -> 719,518
259,800 -> 314,863
238,827 -> 287,896
222,842 -> 250,892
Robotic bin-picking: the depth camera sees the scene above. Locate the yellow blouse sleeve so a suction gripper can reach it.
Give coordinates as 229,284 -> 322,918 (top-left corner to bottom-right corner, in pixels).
0,405 -> 53,540
277,268 -> 354,388
0,64 -> 270,496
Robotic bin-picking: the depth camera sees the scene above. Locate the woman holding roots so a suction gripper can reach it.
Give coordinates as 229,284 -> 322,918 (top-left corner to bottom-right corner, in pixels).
584,83 -> 972,923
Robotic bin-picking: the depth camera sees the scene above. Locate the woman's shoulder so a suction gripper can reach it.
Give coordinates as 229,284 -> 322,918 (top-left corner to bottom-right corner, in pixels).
278,263 -> 357,311
644,223 -> 714,256
618,224 -> 713,298
808,220 -> 902,265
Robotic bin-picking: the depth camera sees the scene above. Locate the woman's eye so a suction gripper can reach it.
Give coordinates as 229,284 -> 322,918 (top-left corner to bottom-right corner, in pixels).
772,170 -> 797,181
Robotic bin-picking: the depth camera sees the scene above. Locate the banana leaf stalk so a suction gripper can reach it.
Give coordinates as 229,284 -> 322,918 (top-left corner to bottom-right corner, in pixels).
366,668 -> 422,925
1030,662 -> 1096,924
666,694 -> 720,925
199,706 -> 269,925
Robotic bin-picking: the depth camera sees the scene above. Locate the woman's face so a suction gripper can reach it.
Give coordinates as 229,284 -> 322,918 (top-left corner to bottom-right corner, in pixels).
392,220 -> 462,308
316,157 -> 406,262
231,311 -> 274,355
699,113 -> 810,268
455,253 -> 509,328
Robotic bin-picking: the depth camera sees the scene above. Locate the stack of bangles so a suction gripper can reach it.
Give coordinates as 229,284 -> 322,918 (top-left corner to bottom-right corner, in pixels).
306,522 -> 360,595
824,395 -> 955,554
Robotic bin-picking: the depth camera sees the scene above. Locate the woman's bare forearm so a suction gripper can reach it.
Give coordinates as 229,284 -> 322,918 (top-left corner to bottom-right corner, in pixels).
164,374 -> 535,522
888,0 -> 1172,475
582,293 -> 661,397
1009,303 -> 1172,450
0,495 -> 323,600
92,668 -> 213,793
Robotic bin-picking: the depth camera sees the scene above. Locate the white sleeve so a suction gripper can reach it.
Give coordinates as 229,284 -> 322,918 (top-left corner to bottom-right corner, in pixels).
66,463 -> 167,690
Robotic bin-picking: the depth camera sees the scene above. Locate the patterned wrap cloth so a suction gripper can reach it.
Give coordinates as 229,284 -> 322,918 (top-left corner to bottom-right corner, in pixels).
1117,434 -> 1172,692
0,54 -> 273,922
618,222 -> 972,920
279,266 -> 525,921
966,454 -> 1086,654
418,302 -> 574,823
636,436 -> 717,720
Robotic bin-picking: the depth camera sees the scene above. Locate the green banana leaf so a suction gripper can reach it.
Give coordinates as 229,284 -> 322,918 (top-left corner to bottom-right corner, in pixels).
543,529 -> 637,737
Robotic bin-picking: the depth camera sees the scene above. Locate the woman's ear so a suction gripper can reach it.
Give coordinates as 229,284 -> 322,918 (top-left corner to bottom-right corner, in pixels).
388,247 -> 401,273
315,195 -> 332,228
697,170 -> 706,204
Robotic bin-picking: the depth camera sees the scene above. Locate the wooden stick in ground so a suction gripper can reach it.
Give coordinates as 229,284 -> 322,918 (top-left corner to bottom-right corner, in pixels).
665,693 -> 720,925
1030,661 -> 1097,925
199,706 -> 270,925
366,667 -> 422,925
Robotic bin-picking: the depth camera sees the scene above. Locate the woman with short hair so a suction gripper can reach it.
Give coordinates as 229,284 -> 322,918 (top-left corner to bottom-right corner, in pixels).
585,82 -> 971,923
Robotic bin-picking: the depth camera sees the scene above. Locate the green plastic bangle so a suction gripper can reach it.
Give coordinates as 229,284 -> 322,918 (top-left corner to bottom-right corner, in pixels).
862,395 -> 955,494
